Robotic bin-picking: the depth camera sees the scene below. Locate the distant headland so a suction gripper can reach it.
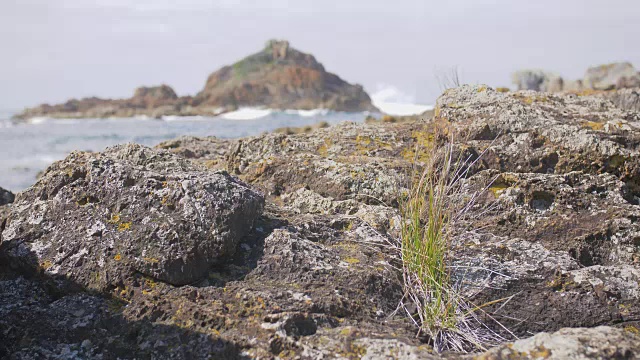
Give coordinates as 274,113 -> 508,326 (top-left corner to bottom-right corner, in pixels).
14,40 -> 378,120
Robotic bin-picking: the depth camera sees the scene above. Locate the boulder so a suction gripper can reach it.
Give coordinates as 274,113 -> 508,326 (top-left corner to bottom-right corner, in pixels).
131,84 -> 179,108
584,62 -> 640,90
511,70 -> 563,92
0,144 -> 264,289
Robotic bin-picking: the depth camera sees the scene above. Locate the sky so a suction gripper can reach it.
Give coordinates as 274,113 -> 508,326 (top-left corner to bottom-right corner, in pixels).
1,0 -> 639,110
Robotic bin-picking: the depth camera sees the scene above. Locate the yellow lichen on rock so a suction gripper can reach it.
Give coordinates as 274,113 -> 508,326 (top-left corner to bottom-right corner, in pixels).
582,121 -> 605,131
118,222 -> 132,231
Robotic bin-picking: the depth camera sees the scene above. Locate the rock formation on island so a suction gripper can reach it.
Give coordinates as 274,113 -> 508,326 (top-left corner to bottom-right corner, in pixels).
193,40 -> 377,113
13,40 -> 377,120
2,85 -> 640,358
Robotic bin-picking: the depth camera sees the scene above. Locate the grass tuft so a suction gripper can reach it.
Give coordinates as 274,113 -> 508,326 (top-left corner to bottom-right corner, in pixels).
398,135 -> 509,352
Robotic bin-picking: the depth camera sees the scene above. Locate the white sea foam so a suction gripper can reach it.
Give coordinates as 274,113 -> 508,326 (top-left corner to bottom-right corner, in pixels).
27,117 -> 91,125
27,117 -> 51,124
284,109 -> 330,117
371,84 -> 433,116
162,115 -> 208,122
219,108 -> 273,120
373,102 -> 434,116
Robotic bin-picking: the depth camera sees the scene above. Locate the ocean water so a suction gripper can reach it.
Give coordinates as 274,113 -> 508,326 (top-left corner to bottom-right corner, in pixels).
0,86 -> 434,193
0,109 -> 375,192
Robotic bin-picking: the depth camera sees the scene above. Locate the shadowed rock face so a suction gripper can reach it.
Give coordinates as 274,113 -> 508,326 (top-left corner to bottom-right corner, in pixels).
1,144 -> 264,289
13,40 -> 377,120
0,187 -> 13,206
2,86 -> 640,358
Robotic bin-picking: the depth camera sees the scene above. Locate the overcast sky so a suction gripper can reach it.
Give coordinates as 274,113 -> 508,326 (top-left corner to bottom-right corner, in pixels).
1,0 -> 639,110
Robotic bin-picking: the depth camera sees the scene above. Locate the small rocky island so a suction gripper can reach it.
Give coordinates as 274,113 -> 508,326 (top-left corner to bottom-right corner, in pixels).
13,40 -> 377,120
2,85 -> 640,358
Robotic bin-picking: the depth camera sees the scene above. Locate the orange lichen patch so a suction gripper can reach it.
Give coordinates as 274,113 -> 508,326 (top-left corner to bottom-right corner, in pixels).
114,254 -> 122,261
355,134 -> 393,154
76,195 -> 98,206
343,257 -> 360,265
278,350 -> 297,359
108,213 -> 121,224
445,102 -> 465,109
513,93 -> 549,105
141,278 -> 158,295
118,222 -> 132,231
489,174 -> 517,198
573,89 -> 601,96
528,345 -> 552,358
582,121 -> 605,131
203,159 -> 219,168
489,183 -> 509,198
401,129 -> 434,163
318,138 -> 333,157
624,325 -> 640,335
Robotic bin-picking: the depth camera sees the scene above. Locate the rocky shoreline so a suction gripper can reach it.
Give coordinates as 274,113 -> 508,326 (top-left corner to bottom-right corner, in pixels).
2,85 -> 640,358
13,40 -> 377,121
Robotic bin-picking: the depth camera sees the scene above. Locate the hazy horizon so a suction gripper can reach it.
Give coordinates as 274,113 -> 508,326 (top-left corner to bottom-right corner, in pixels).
1,0 -> 639,110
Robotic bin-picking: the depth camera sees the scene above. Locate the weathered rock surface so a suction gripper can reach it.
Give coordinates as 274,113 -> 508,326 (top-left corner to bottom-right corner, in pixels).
475,326 -> 640,359
1,144 -> 264,289
600,87 -> 640,113
14,40 -> 377,120
3,85 -> 640,358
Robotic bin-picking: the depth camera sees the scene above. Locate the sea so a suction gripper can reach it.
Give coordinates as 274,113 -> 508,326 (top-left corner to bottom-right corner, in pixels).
0,92 -> 432,192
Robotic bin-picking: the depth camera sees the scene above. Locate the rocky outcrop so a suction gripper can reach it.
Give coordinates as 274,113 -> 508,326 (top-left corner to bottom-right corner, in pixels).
13,85 -> 200,120
194,40 -> 377,112
1,144 -> 264,289
2,85 -> 640,358
584,62 -> 640,90
14,40 -> 377,120
512,62 -> 640,93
